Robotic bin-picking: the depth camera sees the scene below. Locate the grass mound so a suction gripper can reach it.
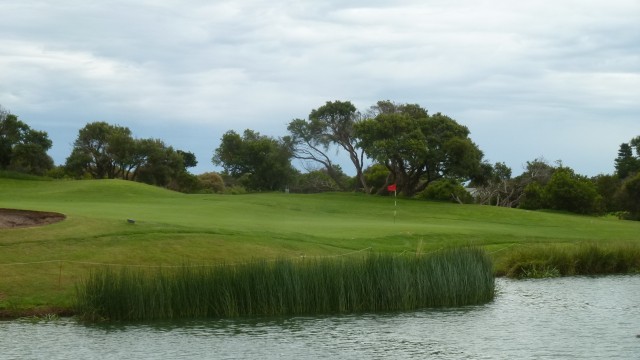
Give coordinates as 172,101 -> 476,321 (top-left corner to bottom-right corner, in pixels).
76,248 -> 495,321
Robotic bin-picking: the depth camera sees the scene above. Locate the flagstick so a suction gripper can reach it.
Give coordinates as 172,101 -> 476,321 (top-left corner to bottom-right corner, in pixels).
394,189 -> 397,224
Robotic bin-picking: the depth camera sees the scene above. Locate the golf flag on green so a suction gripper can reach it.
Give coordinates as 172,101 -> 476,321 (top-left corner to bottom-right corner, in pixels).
388,184 -> 397,223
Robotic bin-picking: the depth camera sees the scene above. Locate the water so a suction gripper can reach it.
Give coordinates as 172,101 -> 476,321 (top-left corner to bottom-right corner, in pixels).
2,276 -> 639,359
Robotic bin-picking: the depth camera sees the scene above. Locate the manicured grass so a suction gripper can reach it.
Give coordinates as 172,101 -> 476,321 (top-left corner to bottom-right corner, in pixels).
76,248 -> 495,321
1,178 -> 640,315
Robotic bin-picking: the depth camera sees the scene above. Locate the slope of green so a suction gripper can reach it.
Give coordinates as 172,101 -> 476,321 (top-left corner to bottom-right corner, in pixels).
1,178 -> 639,314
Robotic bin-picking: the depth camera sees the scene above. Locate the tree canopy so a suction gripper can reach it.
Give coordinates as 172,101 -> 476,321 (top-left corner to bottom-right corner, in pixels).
615,137 -> 640,179
212,129 -> 294,191
355,101 -> 484,196
287,100 -> 369,192
65,121 -> 194,189
4,101 -> 639,220
0,106 -> 53,175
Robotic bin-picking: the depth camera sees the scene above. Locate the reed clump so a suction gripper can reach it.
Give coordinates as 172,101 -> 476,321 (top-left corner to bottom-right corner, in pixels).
500,243 -> 640,279
76,248 -> 495,321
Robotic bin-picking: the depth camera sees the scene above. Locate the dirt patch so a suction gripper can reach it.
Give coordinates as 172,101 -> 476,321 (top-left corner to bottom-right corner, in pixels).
0,208 -> 66,229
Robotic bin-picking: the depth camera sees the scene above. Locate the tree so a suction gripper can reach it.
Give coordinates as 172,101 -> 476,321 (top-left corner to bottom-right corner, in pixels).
66,121 -> 131,179
288,101 -> 369,192
363,163 -> 391,194
620,173 -> 640,219
543,167 -> 601,214
0,107 -> 54,175
355,102 -> 484,196
135,139 -> 185,186
177,150 -> 197,169
212,129 -> 294,191
286,118 -> 342,187
512,158 -> 559,209
519,182 -> 546,210
472,162 -> 523,207
593,174 -> 623,213
66,121 -> 195,190
615,137 -> 640,179
9,142 -> 54,175
519,158 -> 557,186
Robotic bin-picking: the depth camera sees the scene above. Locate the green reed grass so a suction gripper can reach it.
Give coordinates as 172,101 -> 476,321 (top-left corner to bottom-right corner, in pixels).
76,248 -> 495,321
500,243 -> 640,278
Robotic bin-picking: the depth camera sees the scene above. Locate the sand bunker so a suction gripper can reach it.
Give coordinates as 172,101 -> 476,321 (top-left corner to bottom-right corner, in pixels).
0,209 -> 66,229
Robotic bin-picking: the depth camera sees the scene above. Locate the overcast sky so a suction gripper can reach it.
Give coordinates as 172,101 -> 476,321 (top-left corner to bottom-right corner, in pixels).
1,0 -> 638,176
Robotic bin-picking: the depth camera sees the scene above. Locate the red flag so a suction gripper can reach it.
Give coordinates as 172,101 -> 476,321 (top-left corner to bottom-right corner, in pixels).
387,184 -> 397,192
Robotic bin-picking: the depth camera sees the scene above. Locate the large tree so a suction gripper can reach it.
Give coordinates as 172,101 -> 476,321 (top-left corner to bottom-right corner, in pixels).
355,102 -> 484,196
135,139 -> 185,186
66,122 -> 194,189
287,101 -> 369,192
286,118 -> 341,186
65,121 -> 131,179
212,129 -> 294,191
614,136 -> 640,179
0,106 -> 54,175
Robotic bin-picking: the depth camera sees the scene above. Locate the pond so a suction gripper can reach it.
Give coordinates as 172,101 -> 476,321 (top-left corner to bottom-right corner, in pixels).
2,276 -> 639,359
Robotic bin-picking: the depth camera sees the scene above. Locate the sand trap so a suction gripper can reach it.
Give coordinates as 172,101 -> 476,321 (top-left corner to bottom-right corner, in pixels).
0,208 -> 66,229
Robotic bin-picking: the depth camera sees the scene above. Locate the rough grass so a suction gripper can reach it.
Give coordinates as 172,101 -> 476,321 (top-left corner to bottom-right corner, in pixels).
76,248 -> 495,321
499,243 -> 640,278
1,178 -> 640,315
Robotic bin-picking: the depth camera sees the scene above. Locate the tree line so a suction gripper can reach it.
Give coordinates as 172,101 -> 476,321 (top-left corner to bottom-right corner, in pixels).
1,102 -> 639,219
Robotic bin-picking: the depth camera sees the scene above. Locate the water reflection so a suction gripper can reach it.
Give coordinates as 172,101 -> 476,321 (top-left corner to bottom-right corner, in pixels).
2,276 -> 639,359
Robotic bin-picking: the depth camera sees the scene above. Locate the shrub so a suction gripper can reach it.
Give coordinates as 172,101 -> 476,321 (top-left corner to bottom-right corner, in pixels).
544,168 -> 600,214
363,164 -> 390,194
197,172 -> 225,193
416,179 -> 473,203
519,182 -> 545,210
291,170 -> 340,193
500,243 -> 640,278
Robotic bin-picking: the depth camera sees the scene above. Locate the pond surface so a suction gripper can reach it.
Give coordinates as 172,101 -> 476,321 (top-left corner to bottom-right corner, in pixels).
2,276 -> 639,359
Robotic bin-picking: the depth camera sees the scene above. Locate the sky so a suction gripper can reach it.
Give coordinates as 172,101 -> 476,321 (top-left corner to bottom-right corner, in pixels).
1,0 -> 638,177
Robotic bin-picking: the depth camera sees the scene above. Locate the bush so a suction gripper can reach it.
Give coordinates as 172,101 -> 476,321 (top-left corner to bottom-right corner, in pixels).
363,164 -> 390,194
197,172 -> 225,193
544,168 -> 600,214
519,182 -> 545,210
167,172 -> 201,193
0,170 -> 51,181
500,243 -> 640,278
416,179 -> 473,203
620,173 -> 640,218
291,170 -> 340,193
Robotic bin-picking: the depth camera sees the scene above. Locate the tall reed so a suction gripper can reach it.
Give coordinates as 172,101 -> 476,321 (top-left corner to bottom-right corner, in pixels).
76,248 -> 495,321
500,243 -> 640,278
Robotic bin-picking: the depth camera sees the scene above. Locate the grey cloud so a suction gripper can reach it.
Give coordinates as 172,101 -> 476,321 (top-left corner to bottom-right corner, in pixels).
0,0 -> 638,176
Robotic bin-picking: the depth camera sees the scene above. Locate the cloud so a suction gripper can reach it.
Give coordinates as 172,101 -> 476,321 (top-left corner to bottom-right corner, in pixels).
0,0 -> 638,175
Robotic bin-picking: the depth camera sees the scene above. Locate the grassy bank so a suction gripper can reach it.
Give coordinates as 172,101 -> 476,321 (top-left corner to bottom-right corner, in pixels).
76,248 -> 495,321
1,178 -> 640,316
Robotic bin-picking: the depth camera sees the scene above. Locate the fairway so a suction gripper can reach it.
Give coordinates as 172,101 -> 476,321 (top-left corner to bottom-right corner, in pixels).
1,178 -> 640,313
